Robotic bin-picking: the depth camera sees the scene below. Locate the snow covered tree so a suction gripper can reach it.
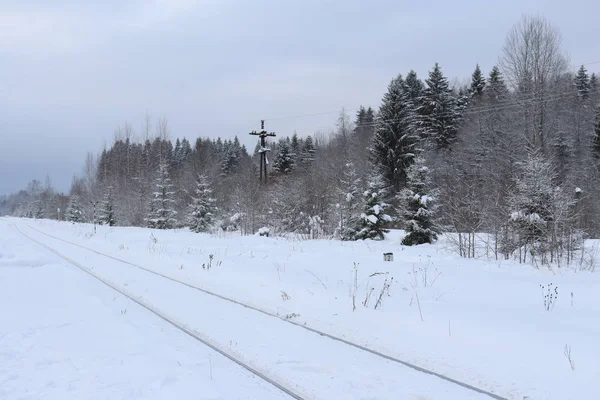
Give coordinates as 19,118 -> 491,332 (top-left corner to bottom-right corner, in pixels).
147,162 -> 177,229
398,156 -> 441,245
485,65 -> 509,103
592,107 -> 600,158
187,174 -> 216,233
66,195 -> 83,223
405,70 -> 424,107
505,152 -> 577,263
590,73 -> 598,96
99,186 -> 116,226
273,139 -> 295,174
574,65 -> 590,101
336,161 -> 363,240
470,64 -> 486,98
417,63 -> 461,150
301,135 -> 316,165
372,74 -> 418,191
355,173 -> 392,240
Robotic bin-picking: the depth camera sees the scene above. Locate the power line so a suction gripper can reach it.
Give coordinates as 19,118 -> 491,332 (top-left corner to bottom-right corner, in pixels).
278,88 -> 595,137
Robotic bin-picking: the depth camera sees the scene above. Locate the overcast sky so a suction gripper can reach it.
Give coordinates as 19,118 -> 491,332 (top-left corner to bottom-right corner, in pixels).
1,0 -> 599,195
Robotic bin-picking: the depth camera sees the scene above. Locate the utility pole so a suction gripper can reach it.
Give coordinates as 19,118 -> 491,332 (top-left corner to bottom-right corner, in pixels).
90,200 -> 99,234
249,120 -> 276,184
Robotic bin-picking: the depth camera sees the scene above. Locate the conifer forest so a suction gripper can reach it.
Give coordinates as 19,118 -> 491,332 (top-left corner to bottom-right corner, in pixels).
3,15 -> 600,267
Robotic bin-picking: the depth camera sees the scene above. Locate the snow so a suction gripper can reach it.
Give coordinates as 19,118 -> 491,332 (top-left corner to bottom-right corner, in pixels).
4,217 -> 600,399
365,214 -> 378,224
0,221 -> 286,400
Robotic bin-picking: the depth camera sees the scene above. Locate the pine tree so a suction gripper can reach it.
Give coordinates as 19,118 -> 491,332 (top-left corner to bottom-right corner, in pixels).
485,66 -> 509,103
372,74 -> 418,191
187,174 -> 216,233
66,195 -> 83,223
301,135 -> 316,164
590,73 -> 598,95
405,70 -> 424,109
355,172 -> 392,240
273,140 -> 294,174
99,186 -> 116,226
416,63 -> 461,149
173,138 -> 182,165
470,64 -> 486,98
147,162 -> 177,229
592,107 -> 600,158
290,132 -> 300,165
336,161 -> 362,240
398,156 -> 441,245
574,65 -> 590,100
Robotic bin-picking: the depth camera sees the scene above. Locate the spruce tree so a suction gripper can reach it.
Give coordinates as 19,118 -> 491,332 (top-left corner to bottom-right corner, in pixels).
485,66 -> 509,103
469,64 -> 486,98
273,140 -> 294,174
592,107 -> 600,158
416,63 -> 461,149
66,195 -> 83,223
147,162 -> 177,229
336,161 -> 362,240
99,186 -> 116,226
301,135 -> 316,164
355,172 -> 392,240
590,73 -> 598,95
398,156 -> 441,245
372,74 -> 418,191
574,65 -> 590,100
405,70 -> 424,109
187,174 -> 216,233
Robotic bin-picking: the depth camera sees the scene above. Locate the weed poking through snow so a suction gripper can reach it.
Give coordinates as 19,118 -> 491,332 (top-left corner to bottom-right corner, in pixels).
564,344 -> 575,370
540,283 -> 559,311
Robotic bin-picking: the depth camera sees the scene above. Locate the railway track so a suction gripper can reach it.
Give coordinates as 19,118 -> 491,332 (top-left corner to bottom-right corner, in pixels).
18,222 -> 507,400
14,224 -> 306,400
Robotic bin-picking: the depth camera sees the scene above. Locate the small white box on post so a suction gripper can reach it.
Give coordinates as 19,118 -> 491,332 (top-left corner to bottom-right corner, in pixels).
383,252 -> 393,262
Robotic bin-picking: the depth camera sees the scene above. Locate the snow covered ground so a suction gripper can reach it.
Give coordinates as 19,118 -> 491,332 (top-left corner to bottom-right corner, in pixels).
0,221 -> 288,400
3,217 -> 600,399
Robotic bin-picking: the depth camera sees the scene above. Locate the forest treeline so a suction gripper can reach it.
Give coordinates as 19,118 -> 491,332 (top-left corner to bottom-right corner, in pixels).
3,15 -> 600,266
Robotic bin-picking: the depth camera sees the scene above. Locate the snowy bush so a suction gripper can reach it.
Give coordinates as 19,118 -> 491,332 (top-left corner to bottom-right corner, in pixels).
257,227 -> 270,237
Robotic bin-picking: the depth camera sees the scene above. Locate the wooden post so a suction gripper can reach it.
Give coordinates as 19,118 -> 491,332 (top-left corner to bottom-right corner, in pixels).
249,120 -> 276,184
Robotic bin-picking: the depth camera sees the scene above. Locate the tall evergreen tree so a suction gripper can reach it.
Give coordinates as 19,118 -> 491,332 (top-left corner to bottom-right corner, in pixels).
147,162 -> 177,229
574,65 -> 590,100
99,186 -> 116,226
187,174 -> 216,233
66,195 -> 83,223
273,140 -> 295,174
485,66 -> 509,103
398,156 -> 441,245
355,172 -> 392,240
336,161 -> 363,240
590,73 -> 598,95
405,70 -> 424,109
592,107 -> 600,158
416,63 -> 461,149
290,132 -> 300,165
470,64 -> 486,98
372,74 -> 418,191
301,135 -> 316,164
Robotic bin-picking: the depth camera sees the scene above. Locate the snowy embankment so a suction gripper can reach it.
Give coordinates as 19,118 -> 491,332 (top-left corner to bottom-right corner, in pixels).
5,217 -> 600,399
0,221 -> 288,400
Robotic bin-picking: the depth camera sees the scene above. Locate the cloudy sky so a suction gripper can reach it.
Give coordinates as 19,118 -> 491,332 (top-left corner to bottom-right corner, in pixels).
1,0 -> 599,194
